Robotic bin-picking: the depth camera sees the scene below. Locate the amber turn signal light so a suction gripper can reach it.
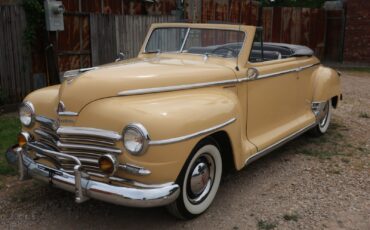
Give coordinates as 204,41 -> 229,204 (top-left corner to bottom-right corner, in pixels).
98,154 -> 118,175
18,132 -> 31,147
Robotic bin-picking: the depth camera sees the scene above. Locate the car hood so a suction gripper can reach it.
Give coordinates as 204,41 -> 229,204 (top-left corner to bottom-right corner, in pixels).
58,57 -> 236,113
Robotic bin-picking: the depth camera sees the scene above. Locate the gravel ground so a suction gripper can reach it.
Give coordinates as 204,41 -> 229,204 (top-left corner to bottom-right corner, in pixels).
0,71 -> 369,230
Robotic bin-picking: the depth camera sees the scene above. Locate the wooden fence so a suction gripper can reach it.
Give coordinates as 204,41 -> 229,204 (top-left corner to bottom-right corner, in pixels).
0,1 -> 346,106
0,5 -> 32,105
0,5 -> 176,105
90,15 -> 177,66
186,0 -> 328,59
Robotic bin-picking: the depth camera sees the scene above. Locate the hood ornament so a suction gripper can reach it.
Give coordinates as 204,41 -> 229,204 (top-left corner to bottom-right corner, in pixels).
62,67 -> 99,83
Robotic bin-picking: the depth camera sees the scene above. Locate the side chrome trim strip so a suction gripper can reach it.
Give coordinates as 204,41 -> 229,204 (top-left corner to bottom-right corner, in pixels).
118,79 -> 237,96
257,68 -> 298,79
117,63 -> 320,96
58,111 -> 79,116
149,118 -> 236,145
245,122 -> 317,165
248,63 -> 320,81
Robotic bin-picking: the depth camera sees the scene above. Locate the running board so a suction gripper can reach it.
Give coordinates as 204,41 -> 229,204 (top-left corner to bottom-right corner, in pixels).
245,122 -> 317,165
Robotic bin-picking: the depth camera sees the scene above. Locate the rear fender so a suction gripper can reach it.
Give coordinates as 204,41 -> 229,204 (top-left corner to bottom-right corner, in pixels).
312,66 -> 341,103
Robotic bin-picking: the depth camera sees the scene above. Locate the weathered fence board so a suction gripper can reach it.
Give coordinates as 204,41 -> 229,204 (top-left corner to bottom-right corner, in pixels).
0,5 -> 32,104
90,14 -> 177,66
186,0 -> 328,59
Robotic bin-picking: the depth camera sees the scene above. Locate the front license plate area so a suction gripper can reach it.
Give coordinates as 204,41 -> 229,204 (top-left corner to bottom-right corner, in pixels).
38,165 -> 64,177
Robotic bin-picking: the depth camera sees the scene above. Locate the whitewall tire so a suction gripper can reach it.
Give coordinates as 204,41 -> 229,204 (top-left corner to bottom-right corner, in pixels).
311,100 -> 332,136
167,138 -> 222,219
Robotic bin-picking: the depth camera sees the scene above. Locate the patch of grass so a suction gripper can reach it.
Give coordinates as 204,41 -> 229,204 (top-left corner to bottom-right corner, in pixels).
359,112 -> 370,119
283,213 -> 299,222
0,114 -> 20,175
343,67 -> 370,73
301,148 -> 341,159
257,220 -> 277,230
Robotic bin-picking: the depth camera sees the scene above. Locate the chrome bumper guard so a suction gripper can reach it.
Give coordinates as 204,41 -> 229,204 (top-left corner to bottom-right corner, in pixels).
12,143 -> 180,208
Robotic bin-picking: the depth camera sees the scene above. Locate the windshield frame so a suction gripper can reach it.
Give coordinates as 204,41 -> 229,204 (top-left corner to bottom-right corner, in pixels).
143,26 -> 247,59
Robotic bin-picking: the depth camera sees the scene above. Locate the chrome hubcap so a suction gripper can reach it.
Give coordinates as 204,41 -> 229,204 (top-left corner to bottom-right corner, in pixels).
319,102 -> 329,127
187,154 -> 215,204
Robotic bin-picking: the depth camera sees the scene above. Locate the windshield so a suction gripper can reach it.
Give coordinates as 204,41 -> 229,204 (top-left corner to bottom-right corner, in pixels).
145,27 -> 245,58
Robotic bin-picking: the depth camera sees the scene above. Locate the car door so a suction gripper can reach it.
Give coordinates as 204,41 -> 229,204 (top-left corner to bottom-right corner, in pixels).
244,32 -> 302,151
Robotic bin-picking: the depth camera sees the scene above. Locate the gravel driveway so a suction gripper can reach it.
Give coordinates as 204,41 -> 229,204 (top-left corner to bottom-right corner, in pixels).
0,71 -> 369,230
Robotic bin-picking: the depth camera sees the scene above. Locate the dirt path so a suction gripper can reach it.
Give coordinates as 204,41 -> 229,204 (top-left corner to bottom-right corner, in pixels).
0,72 -> 369,230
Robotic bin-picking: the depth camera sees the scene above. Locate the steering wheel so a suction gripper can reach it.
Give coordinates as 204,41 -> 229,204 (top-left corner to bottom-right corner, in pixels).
211,47 -> 238,58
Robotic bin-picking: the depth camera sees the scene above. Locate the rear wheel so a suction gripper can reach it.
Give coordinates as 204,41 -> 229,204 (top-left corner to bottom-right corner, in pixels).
310,100 -> 332,136
167,138 -> 222,219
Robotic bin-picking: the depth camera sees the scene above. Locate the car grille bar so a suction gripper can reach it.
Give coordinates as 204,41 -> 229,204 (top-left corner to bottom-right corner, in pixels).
34,116 -> 122,175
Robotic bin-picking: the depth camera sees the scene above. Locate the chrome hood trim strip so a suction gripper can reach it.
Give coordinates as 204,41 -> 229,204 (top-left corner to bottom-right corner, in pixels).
149,118 -> 236,145
117,63 -> 320,96
118,79 -> 238,96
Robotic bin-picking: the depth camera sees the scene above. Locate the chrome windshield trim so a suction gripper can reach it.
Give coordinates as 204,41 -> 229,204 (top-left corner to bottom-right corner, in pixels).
57,127 -> 122,141
149,118 -> 236,145
179,28 -> 190,52
118,79 -> 237,96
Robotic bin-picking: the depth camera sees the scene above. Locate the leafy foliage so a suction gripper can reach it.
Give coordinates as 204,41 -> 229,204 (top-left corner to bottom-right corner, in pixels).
22,0 -> 45,49
0,115 -> 20,175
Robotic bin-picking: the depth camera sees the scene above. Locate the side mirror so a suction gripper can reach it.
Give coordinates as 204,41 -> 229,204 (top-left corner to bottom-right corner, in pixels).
115,52 -> 126,62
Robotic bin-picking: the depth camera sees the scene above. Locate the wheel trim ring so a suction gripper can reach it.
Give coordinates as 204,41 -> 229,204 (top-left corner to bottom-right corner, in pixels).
319,102 -> 330,127
186,153 -> 216,205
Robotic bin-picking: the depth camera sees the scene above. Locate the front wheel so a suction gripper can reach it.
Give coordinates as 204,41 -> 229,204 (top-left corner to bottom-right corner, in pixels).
310,100 -> 332,136
167,138 -> 222,219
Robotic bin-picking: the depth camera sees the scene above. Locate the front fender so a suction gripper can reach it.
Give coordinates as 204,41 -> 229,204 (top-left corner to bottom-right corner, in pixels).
23,85 -> 60,119
77,87 -> 241,183
312,66 -> 341,102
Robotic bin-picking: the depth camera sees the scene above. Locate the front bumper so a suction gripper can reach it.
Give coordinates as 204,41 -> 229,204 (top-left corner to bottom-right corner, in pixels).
7,144 -> 180,208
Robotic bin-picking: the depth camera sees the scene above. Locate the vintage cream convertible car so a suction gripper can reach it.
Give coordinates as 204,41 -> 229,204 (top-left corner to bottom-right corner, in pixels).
6,23 -> 341,219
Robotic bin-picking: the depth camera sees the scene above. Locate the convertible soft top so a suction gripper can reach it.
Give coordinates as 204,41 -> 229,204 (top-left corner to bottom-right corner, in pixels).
254,42 -> 314,57
187,42 -> 314,61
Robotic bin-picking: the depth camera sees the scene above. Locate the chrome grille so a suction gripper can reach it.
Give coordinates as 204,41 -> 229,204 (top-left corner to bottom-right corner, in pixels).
34,116 -> 122,175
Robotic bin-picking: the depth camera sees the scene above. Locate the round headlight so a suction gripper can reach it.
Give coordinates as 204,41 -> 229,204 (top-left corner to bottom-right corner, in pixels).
123,123 -> 150,155
19,101 -> 35,127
